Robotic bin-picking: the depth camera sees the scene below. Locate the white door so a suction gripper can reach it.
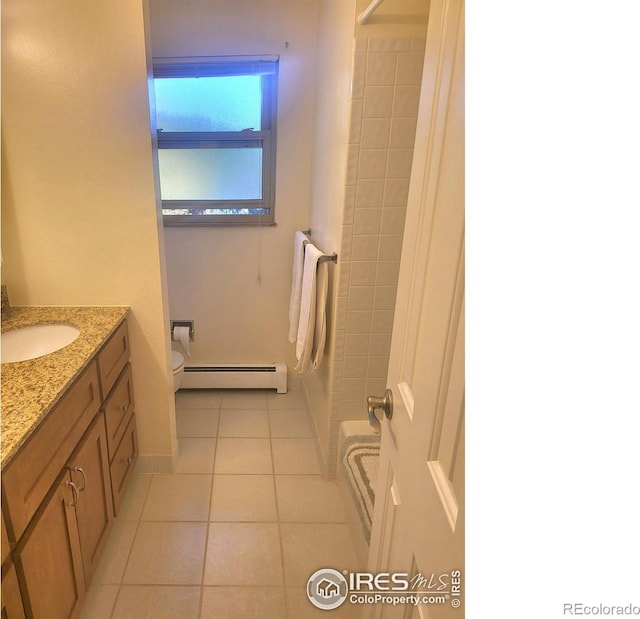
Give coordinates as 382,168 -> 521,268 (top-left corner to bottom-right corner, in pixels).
366,0 -> 465,617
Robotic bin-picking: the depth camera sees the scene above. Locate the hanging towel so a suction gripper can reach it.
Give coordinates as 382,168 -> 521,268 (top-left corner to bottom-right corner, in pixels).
288,230 -> 308,343
295,243 -> 329,373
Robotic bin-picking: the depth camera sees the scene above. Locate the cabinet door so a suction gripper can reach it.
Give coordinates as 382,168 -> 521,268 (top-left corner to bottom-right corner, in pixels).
1,562 -> 26,619
67,413 -> 114,588
15,471 -> 85,619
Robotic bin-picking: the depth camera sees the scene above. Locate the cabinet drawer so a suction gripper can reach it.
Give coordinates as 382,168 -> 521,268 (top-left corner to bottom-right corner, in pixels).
2,362 -> 101,541
97,320 -> 129,400
110,415 -> 138,515
103,364 -> 135,461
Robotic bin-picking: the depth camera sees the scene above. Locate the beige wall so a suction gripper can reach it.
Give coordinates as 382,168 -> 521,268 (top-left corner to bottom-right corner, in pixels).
1,0 -> 177,469
149,0 -> 320,368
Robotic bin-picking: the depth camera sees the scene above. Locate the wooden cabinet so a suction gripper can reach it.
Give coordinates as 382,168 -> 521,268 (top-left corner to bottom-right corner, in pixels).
1,318 -> 137,618
14,472 -> 85,619
1,562 -> 26,619
67,414 -> 114,587
2,363 -> 101,541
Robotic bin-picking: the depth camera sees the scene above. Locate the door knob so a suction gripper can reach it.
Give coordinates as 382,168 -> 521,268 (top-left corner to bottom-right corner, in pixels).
367,389 -> 393,434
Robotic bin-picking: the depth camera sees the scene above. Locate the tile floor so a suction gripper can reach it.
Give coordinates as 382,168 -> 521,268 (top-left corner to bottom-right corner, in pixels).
81,387 -> 364,618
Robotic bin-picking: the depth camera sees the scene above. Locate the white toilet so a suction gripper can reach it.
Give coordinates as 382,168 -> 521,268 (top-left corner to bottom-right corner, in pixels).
172,351 -> 185,392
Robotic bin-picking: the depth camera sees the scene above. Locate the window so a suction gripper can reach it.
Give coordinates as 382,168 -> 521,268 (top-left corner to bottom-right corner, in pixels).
153,56 -> 279,225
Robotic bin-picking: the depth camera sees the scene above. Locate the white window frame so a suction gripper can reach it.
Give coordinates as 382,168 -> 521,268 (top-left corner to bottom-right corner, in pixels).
153,56 -> 279,226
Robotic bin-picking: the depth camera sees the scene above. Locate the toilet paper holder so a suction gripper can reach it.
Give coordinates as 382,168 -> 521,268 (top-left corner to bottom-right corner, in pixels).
171,320 -> 195,342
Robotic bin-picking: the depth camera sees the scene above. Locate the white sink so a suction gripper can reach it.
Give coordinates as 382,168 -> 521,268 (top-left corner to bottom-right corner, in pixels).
1,324 -> 81,363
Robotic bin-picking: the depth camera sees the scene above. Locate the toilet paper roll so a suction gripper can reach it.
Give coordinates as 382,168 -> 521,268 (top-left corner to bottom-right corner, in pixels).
172,326 -> 191,357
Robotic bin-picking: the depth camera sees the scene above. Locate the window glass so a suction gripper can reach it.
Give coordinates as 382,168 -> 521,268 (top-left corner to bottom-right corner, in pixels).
155,76 -> 262,132
158,148 -> 262,201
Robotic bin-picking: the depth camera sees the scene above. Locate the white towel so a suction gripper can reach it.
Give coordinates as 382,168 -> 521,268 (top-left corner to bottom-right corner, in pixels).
288,231 -> 308,343
295,243 -> 329,373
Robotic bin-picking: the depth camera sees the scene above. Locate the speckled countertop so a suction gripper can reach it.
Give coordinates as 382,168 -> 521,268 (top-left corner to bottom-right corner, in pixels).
1,305 -> 129,468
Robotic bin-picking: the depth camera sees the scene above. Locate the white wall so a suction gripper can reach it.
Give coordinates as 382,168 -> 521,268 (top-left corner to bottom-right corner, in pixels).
148,0 -> 320,369
1,0 -> 177,469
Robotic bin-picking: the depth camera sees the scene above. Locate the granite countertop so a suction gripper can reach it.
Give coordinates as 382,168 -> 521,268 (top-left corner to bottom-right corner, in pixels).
1,305 -> 129,468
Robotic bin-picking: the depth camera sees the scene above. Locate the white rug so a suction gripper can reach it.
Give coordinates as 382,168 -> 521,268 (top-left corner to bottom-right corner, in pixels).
342,435 -> 381,544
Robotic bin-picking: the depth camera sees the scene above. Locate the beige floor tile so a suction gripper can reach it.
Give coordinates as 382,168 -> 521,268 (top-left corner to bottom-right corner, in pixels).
215,438 -> 273,474
112,585 -> 201,619
201,586 -> 286,619
219,409 -> 270,437
92,521 -> 138,584
116,474 -> 152,521
141,474 -> 211,521
123,522 -> 207,585
286,585 -> 363,618
267,390 -> 310,410
272,438 -> 320,474
175,438 -> 216,474
219,390 -> 270,409
176,408 -> 219,437
276,476 -> 347,522
175,389 -> 222,409
211,474 -> 277,522
204,523 -> 283,585
281,523 -> 361,585
269,409 -> 314,438
79,585 -> 119,619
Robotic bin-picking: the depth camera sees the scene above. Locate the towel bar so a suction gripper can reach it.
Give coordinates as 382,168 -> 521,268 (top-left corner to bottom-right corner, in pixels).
301,229 -> 338,264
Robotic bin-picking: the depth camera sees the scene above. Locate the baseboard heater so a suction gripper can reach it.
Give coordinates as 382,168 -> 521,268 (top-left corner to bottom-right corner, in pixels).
182,363 -> 287,393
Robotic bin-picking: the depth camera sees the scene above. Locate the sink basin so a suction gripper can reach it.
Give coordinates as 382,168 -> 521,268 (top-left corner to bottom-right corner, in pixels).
1,324 -> 81,363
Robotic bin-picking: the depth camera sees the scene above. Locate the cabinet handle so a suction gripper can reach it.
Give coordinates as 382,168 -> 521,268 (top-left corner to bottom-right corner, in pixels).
73,466 -> 87,492
121,456 -> 133,465
119,404 -> 130,413
66,480 -> 80,508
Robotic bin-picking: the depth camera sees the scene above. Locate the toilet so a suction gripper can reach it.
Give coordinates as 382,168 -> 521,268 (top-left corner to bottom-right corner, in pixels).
172,351 -> 185,392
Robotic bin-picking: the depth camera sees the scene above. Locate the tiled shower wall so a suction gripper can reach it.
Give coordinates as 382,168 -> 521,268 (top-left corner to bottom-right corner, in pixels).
325,35 -> 426,476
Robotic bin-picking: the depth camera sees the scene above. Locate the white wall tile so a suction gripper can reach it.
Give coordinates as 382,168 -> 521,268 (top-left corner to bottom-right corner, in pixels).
369,332 -> 392,357
349,100 -> 363,144
389,117 -> 418,148
363,86 -> 394,117
377,234 -> 403,261
352,235 -> 379,261
355,178 -> 385,206
381,208 -> 407,235
383,178 -> 410,206
352,52 -> 367,98
396,52 -> 425,85
346,310 -> 373,333
354,207 -> 382,235
386,149 -> 414,178
350,261 -> 377,286
368,38 -> 411,53
347,285 -> 374,310
373,286 -> 397,310
393,84 -> 421,118
345,333 -> 370,356
343,356 -> 368,379
358,150 -> 388,179
360,118 -> 391,148
375,260 -> 401,286
365,53 -> 397,85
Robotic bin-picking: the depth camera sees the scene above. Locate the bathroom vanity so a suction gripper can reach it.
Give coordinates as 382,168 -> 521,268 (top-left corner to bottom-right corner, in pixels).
1,306 -> 138,619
